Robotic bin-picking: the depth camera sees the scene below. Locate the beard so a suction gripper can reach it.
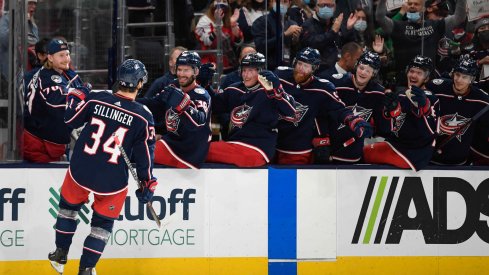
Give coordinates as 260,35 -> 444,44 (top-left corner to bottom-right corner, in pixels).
179,75 -> 195,88
293,70 -> 311,84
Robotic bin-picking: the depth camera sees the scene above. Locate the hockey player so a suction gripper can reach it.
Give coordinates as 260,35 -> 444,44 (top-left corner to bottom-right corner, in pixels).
138,51 -> 212,169
427,56 -> 489,165
48,59 -> 157,275
274,47 -> 373,164
206,52 -> 298,167
24,39 -> 84,162
364,55 -> 440,170
324,50 -> 386,163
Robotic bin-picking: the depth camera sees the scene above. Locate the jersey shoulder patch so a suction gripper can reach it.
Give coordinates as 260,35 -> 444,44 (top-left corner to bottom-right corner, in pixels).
432,79 -> 444,85
317,78 -> 331,83
276,66 -> 290,71
194,88 -> 206,95
51,75 -> 62,83
332,73 -> 343,79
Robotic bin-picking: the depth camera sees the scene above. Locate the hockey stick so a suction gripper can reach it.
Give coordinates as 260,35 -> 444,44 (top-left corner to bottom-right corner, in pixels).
113,135 -> 161,228
436,104 -> 489,154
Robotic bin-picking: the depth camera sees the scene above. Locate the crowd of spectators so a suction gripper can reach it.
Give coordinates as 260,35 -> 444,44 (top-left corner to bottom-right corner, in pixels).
20,0 -> 489,170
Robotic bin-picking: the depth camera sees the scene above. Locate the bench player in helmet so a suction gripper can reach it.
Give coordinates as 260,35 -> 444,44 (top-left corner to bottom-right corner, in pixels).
138,51 -> 212,169
24,39 -> 85,162
206,52 -> 298,167
427,56 -> 489,165
273,47 -> 373,164
323,50 -> 385,163
364,55 -> 440,170
48,59 -> 158,275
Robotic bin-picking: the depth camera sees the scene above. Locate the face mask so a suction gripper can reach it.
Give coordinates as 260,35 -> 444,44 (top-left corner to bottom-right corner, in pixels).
317,6 -> 334,20
273,4 -> 288,15
303,0 -> 310,4
406,12 -> 421,22
479,30 -> 489,43
354,20 -> 367,32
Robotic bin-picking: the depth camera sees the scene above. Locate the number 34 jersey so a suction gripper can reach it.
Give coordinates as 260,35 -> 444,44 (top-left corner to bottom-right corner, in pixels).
65,91 -> 156,194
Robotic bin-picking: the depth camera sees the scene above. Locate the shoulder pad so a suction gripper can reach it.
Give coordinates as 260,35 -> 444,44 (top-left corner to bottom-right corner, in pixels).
432,79 -> 444,85
194,87 -> 206,95
332,73 -> 344,79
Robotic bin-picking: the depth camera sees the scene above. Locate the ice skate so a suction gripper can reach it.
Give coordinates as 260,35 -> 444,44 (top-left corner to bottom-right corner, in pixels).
78,267 -> 97,275
48,247 -> 68,274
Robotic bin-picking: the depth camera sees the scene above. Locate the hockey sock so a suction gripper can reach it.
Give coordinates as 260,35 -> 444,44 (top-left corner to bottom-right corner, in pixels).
80,213 -> 114,269
54,198 -> 83,251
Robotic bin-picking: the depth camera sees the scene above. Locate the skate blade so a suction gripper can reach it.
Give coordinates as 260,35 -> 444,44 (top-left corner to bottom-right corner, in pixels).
50,260 -> 64,274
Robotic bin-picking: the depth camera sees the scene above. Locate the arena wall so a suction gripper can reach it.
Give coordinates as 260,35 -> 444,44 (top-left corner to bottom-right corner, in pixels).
0,165 -> 488,274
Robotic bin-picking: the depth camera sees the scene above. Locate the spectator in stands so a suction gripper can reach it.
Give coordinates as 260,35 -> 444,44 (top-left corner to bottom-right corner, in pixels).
144,46 -> 187,99
24,39 -> 86,163
206,52 -> 298,167
472,17 -> 489,79
300,0 -> 357,73
425,0 -> 449,21
426,56 -> 489,165
251,0 -> 302,70
364,55 -> 439,171
288,0 -> 314,26
236,0 -> 268,46
350,8 -> 375,49
195,0 -> 244,72
375,0 -> 467,85
317,41 -> 362,77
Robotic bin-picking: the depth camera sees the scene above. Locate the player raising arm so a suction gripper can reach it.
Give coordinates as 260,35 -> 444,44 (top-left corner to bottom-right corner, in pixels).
48,59 -> 157,275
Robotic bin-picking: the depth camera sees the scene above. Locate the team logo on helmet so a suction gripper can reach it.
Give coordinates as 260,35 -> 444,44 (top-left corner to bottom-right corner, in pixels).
338,104 -> 373,130
439,113 -> 470,141
230,104 -> 253,129
165,109 -> 181,134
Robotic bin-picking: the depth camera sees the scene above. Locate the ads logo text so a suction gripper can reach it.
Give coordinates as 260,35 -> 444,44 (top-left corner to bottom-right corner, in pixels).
0,188 -> 25,221
352,176 -> 489,244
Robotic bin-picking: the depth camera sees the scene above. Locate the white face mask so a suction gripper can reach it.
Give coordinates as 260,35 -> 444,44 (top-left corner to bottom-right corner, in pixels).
354,20 -> 367,32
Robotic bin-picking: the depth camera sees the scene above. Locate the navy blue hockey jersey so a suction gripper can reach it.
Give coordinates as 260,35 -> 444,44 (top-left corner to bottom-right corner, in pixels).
25,67 -> 83,144
65,91 -> 156,194
138,84 -> 212,168
426,78 -> 489,165
212,81 -> 297,162
326,73 -> 386,162
274,67 -> 350,153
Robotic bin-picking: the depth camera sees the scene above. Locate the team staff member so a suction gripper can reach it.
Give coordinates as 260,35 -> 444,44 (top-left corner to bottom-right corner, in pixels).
274,47 -> 372,164
207,52 -> 298,167
427,56 -> 489,165
49,59 -> 157,275
139,51 -> 212,169
364,56 -> 439,170
24,39 -> 84,162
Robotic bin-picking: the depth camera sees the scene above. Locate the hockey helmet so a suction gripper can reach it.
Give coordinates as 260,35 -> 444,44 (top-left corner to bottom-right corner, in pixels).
118,59 -> 148,88
176,51 -> 201,70
240,52 -> 266,69
295,47 -> 321,67
452,55 -> 479,77
407,55 -> 434,74
356,51 -> 381,73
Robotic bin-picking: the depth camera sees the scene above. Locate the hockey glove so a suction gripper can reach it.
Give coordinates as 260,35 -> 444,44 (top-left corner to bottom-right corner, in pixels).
344,115 -> 373,139
258,70 -> 283,98
197,63 -> 216,88
408,85 -> 430,116
312,136 -> 331,164
382,90 -> 400,118
67,83 -> 91,101
166,86 -> 191,113
136,178 -> 158,204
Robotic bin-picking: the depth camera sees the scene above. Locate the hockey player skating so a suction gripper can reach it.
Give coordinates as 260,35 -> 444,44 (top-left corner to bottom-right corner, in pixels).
324,50 -> 384,163
427,56 -> 489,165
138,51 -> 212,169
24,39 -> 85,162
206,52 -> 298,167
364,55 -> 440,170
274,47 -> 373,164
48,59 -> 158,275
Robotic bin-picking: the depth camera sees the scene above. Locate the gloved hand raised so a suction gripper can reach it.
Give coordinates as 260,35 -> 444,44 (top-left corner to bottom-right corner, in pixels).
382,89 -> 400,118
166,86 -> 191,113
196,63 -> 216,88
136,178 -> 158,204
408,85 -> 427,108
258,70 -> 283,98
344,115 -> 373,139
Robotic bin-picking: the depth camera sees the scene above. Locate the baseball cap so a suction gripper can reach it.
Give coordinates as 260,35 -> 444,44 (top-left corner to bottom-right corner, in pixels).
47,39 -> 69,55
475,17 -> 489,32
